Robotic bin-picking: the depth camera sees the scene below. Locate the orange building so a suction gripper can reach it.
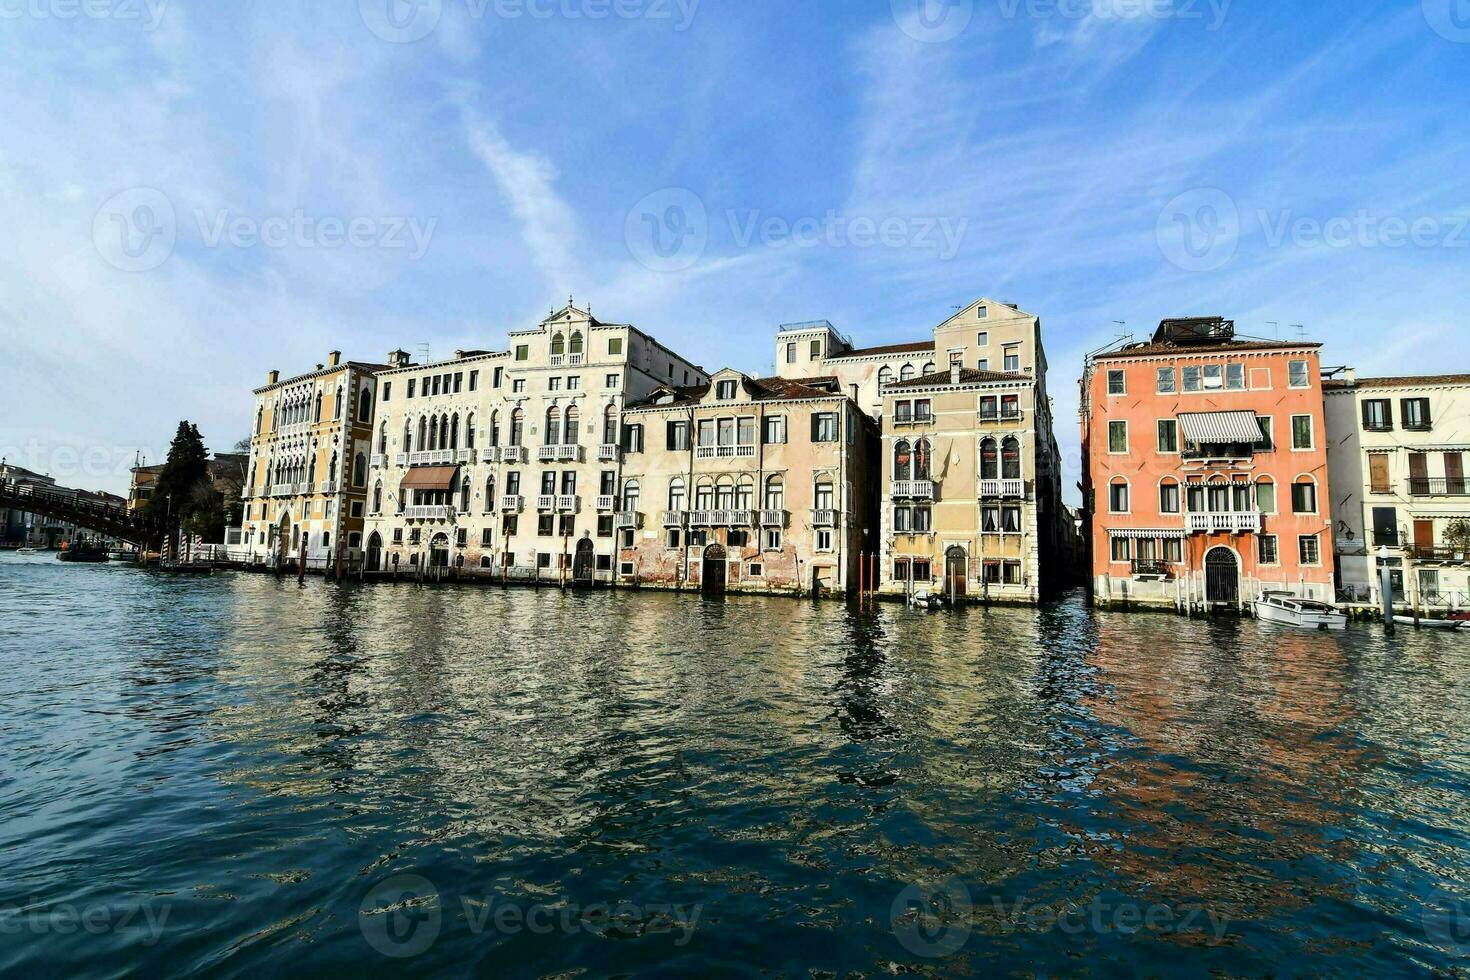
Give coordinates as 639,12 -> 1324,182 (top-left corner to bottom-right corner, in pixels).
1080,317 -> 1335,610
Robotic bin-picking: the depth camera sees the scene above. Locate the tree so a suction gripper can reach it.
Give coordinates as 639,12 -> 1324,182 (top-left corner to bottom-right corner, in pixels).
1445,518 -> 1470,555
148,421 -> 211,535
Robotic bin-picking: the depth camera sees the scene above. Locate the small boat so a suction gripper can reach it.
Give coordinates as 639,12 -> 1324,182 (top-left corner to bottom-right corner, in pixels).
1392,615 -> 1466,630
16,547 -> 38,555
1253,591 -> 1347,630
158,560 -> 214,576
59,543 -> 110,563
909,589 -> 945,611
107,549 -> 140,563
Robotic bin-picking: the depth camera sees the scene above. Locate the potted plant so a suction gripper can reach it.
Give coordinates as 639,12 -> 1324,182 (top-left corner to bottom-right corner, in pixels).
1444,518 -> 1470,561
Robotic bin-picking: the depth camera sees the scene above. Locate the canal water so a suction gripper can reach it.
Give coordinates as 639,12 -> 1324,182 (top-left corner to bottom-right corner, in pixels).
2,552 -> 1468,977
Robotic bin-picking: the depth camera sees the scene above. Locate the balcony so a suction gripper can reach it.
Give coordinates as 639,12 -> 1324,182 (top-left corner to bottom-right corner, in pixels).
1132,559 -> 1175,579
500,446 -> 528,464
538,445 -> 584,463
404,505 -> 454,521
1186,511 -> 1262,534
455,449 -> 475,464
809,509 -> 836,527
393,453 -> 409,467
690,510 -> 755,527
270,484 -> 294,497
568,353 -> 585,366
480,448 -> 498,464
979,479 -> 1026,499
319,480 -> 339,494
292,482 -> 310,495
1411,546 -> 1470,564
1408,478 -> 1470,497
762,509 -> 790,527
500,495 -> 524,512
556,495 -> 581,512
407,450 -> 455,466
661,510 -> 687,527
978,408 -> 1023,424
695,445 -> 757,459
370,454 -> 386,469
598,444 -> 622,463
892,480 -> 935,500
615,511 -> 642,529
595,495 -> 619,512
1182,443 -> 1257,462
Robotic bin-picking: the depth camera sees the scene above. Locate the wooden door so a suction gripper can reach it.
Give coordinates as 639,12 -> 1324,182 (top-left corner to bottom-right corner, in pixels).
1409,453 -> 1429,494
1445,453 -> 1465,494
1414,519 -> 1435,556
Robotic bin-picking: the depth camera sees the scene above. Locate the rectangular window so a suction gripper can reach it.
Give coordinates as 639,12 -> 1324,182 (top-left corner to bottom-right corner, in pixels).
605,374 -> 619,389
494,367 -> 503,388
1107,370 -> 1126,395
737,417 -> 755,446
1002,505 -> 1021,533
1362,399 -> 1392,430
1003,561 -> 1022,586
515,345 -> 529,361
763,528 -> 782,551
1292,481 -> 1317,514
1164,538 -> 1183,563
666,528 -> 681,549
567,376 -> 580,391
393,528 -> 404,544
559,515 -> 575,537
1401,397 -> 1431,430
815,529 -> 833,552
1291,415 -> 1314,450
454,372 -> 463,393
608,337 -> 623,355
503,515 -> 518,537
1255,416 -> 1274,451
1258,534 -> 1279,565
914,399 -> 932,422
913,506 -> 932,532
1156,368 -> 1176,394
622,424 -> 644,453
1372,506 -> 1399,546
1108,420 -> 1128,454
1004,347 -> 1020,372
537,513 -> 554,536
1203,364 -> 1223,389
1289,360 -> 1310,388
1256,481 -> 1276,513
1298,535 -> 1321,565
763,415 -> 786,445
977,359 -> 989,372
1157,419 -> 1178,454
810,340 -> 821,359
1110,537 -> 1132,562
382,382 -> 392,402
455,528 -> 468,547
548,377 -> 562,392
1225,363 -> 1245,390
978,396 -> 997,420
977,330 -> 988,346
811,413 -> 838,443
407,379 -> 416,398
894,400 -> 913,424
1183,366 -> 1202,392
1160,483 -> 1180,514
667,420 -> 690,451
468,370 -> 478,392
716,380 -> 738,400
785,342 -> 797,364
894,506 -> 911,532
513,379 -> 526,394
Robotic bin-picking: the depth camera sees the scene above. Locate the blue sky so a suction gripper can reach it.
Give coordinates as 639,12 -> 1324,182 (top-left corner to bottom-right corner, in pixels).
2,0 -> 1467,499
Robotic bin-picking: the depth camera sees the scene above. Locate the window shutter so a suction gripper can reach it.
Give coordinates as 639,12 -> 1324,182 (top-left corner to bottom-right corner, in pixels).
811,413 -> 821,443
1423,400 -> 1433,427
666,421 -> 676,450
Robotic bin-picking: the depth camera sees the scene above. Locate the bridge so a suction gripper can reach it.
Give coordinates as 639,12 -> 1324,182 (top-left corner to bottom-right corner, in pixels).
0,480 -> 163,546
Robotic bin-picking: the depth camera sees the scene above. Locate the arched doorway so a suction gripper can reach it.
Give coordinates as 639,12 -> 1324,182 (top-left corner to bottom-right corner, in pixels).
702,544 -> 727,595
1205,547 -> 1239,604
573,537 -> 596,587
945,546 -> 968,599
428,533 -> 450,569
366,532 -> 383,572
276,513 -> 291,565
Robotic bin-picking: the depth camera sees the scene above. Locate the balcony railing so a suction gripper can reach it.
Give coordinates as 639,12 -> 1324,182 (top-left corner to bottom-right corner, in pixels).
536,495 -> 556,510
598,444 -> 622,463
270,484 -> 294,497
456,449 -> 475,464
978,408 -> 1023,423
404,505 -> 454,521
761,509 -> 789,527
892,480 -> 935,500
500,495 -> 523,512
500,446 -> 528,464
1411,546 -> 1470,563
689,510 -> 754,527
292,482 -> 310,495
1132,559 -> 1175,579
556,495 -> 580,512
979,479 -> 1026,498
1408,478 -> 1470,496
370,454 -> 386,469
393,453 -> 409,466
809,508 -> 836,527
407,450 -> 456,466
1182,443 -> 1258,461
480,448 -> 498,464
661,510 -> 687,527
538,445 -> 584,463
695,445 -> 756,459
1186,511 -> 1261,534
319,480 -> 339,494
568,353 -> 585,366
595,495 -> 618,512
615,511 -> 642,529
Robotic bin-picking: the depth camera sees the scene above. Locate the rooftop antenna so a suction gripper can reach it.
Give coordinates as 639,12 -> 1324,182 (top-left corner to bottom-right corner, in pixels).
1265,321 -> 1279,339
1291,323 -> 1307,340
416,343 -> 431,365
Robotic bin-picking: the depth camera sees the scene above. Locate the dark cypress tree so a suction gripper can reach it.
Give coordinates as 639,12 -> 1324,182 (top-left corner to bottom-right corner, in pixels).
149,421 -> 212,531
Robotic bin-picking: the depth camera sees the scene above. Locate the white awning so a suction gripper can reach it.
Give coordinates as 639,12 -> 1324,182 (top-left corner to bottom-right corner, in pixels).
1178,411 -> 1261,444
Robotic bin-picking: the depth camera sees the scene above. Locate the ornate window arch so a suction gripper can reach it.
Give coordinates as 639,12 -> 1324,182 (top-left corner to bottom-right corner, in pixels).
668,477 -> 686,511
357,385 -> 372,423
510,409 -> 524,446
545,406 -> 562,446
914,439 -> 932,481
373,480 -> 383,514
878,366 -> 894,387
569,331 -> 584,355
900,364 -> 916,382
564,405 -> 580,445
550,332 -> 566,356
764,475 -> 784,510
980,437 -> 999,480
894,439 -> 913,481
354,453 -> 367,487
1001,436 -> 1021,480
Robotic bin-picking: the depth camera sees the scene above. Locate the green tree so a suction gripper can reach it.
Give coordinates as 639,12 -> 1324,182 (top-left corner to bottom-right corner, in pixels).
148,421 -> 211,534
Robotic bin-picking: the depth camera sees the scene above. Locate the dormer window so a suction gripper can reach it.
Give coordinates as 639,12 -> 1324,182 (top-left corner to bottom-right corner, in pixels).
716,380 -> 738,400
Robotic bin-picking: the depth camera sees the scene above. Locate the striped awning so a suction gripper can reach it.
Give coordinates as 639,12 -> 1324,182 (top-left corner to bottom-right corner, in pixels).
1178,411 -> 1261,444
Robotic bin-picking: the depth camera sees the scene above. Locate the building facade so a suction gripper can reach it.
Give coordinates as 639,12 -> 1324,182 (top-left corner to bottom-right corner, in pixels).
1325,373 -> 1470,610
363,304 -> 709,581
615,370 -> 877,596
240,352 -> 384,567
1081,318 -> 1336,610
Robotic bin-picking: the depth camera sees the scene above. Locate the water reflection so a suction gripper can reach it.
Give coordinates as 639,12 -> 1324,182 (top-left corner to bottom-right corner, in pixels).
1,557 -> 1468,976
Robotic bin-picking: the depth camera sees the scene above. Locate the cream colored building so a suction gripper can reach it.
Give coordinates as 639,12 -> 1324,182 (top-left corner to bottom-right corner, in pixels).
241,352 -> 385,567
363,303 -> 708,582
778,298 -> 1068,602
615,369 -> 877,596
1325,372 -> 1470,609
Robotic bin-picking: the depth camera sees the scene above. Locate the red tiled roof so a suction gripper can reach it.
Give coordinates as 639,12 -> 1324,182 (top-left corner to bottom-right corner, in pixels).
1325,374 -> 1470,390
1093,339 -> 1319,360
888,368 -> 1029,389
625,376 -> 844,409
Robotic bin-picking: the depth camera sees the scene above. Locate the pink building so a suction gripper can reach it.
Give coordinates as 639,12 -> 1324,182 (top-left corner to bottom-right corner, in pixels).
1080,317 -> 1336,610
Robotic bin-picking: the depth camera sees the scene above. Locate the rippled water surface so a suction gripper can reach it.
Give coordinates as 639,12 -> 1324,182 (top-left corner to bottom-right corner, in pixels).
3,552 -> 1470,977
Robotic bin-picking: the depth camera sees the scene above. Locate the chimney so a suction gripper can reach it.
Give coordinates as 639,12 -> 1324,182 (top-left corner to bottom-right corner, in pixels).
1344,367 -> 1357,384
268,369 -> 280,385
328,350 -> 342,367
950,362 -> 961,385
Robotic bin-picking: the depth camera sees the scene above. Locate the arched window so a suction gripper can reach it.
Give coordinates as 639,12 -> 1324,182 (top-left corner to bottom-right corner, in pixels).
1001,436 -> 1021,479
715,476 -> 734,510
373,481 -> 383,514
900,364 -> 916,382
510,409 -> 524,446
1159,477 -> 1181,514
313,391 -> 321,422
980,438 -> 999,480
764,475 -> 784,510
440,414 -> 451,450
623,480 -> 640,512
1255,477 -> 1277,514
545,407 -> 561,446
668,477 -> 686,511
460,476 -> 471,513
329,450 -> 339,482
878,366 -> 894,388
449,414 -> 460,450
923,361 -> 937,375
564,406 -> 580,445
354,453 -> 367,487
466,414 -> 476,450
334,386 -> 343,420
378,422 -> 387,454
603,405 -> 618,446
425,416 -> 435,450
1292,476 -> 1318,514
256,407 -> 263,434
894,439 -> 913,481
489,411 -> 500,447
695,479 -> 715,510
357,386 -> 373,423
550,332 -> 565,356
307,452 -> 317,486
1109,477 -> 1130,514
569,331 -> 584,355
484,476 -> 495,513
404,419 -> 414,453
733,477 -> 753,511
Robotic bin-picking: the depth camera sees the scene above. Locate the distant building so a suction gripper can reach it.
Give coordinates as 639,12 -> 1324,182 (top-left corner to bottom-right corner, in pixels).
1324,372 -> 1470,609
1,461 -> 125,548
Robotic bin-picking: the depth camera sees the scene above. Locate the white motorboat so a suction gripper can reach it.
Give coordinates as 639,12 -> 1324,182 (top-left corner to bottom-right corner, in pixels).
1253,591 -> 1347,630
1391,615 -> 1466,630
909,589 -> 945,611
